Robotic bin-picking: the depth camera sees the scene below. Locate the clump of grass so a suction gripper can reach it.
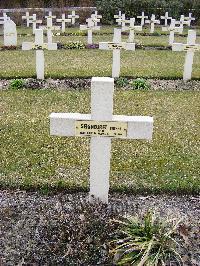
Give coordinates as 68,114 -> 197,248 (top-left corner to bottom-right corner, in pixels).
9,79 -> 25,90
131,78 -> 150,90
111,211 -> 182,265
115,77 -> 129,87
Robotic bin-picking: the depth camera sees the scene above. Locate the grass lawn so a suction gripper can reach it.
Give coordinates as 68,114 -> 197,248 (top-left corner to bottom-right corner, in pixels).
0,88 -> 199,194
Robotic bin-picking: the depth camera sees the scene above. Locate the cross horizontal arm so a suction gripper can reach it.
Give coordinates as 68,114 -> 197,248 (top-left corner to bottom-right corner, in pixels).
99,42 -> 135,50
50,113 -> 153,140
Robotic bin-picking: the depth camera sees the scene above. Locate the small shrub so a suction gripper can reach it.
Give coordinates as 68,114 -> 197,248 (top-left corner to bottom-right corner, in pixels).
111,211 -> 182,265
131,78 -> 150,90
116,77 -> 129,88
63,41 -> 86,49
9,79 -> 25,90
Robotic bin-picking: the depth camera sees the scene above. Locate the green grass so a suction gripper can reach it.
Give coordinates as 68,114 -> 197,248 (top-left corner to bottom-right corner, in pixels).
0,89 -> 199,194
0,49 -> 200,79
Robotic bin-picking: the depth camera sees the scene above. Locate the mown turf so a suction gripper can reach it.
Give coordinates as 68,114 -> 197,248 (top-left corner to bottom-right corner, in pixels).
0,89 -> 199,194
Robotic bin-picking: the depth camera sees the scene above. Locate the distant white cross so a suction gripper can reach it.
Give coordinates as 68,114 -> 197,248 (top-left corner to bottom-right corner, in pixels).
22,29 -> 57,79
56,14 -> 71,32
50,77 -> 153,204
30,14 -> 42,34
160,12 -> 172,26
22,11 -> 33,27
185,13 -> 195,27
68,10 -> 79,25
162,19 -> 183,45
0,12 -> 9,22
114,11 -> 122,25
172,30 -> 200,81
123,18 -> 142,42
45,11 -> 56,20
145,14 -> 160,33
99,28 -> 135,78
91,11 -> 102,27
40,17 -> 60,43
116,14 -> 126,30
80,18 -> 100,44
176,15 -> 190,27
137,12 -> 148,27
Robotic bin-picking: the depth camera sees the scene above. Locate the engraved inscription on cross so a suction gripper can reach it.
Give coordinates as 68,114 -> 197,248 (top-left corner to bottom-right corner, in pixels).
22,29 -> 57,79
99,28 -> 135,78
40,17 -> 60,43
56,14 -> 71,32
145,14 -> 160,33
80,18 -> 100,44
50,77 -> 153,203
172,30 -> 200,81
123,18 -> 142,42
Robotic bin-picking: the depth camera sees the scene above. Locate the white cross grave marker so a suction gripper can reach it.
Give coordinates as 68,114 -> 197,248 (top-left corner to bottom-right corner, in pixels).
68,10 -> 79,25
22,29 -> 57,79
4,19 -> 17,46
160,12 -> 172,26
99,28 -> 135,78
80,18 -> 100,44
56,14 -> 71,32
30,14 -> 42,34
172,30 -> 200,81
0,12 -> 10,23
50,77 -> 153,204
22,12 -> 33,27
91,11 -> 102,27
145,14 -> 160,33
40,17 -> 60,43
123,18 -> 142,42
116,14 -> 126,31
176,15 -> 190,27
114,11 -> 122,25
45,11 -> 56,20
162,19 -> 183,45
185,13 -> 195,27
137,12 -> 148,27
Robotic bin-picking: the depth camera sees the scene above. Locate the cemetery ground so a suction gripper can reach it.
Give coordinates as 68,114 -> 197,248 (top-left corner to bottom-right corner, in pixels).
0,26 -> 200,265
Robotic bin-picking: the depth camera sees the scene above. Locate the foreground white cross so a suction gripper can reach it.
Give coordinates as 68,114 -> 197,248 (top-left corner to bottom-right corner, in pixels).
162,19 -> 183,45
161,12 -> 172,26
145,14 -> 160,33
22,12 -> 33,27
124,18 -> 142,42
56,14 -> 71,32
30,14 -> 42,34
185,13 -> 195,27
99,28 -> 135,78
50,77 -> 153,203
80,18 -> 100,44
114,11 -> 122,25
22,29 -> 57,79
172,30 -> 200,81
137,12 -> 148,27
40,17 -> 60,43
68,10 -> 79,25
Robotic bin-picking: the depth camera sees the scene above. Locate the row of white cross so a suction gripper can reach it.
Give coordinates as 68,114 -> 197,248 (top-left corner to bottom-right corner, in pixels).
21,27 -> 200,81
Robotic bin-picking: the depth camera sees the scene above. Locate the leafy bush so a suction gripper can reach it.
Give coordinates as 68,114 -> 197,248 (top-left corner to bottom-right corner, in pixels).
131,78 -> 150,90
115,77 -> 129,87
111,211 -> 182,265
63,41 -> 86,49
9,79 -> 25,90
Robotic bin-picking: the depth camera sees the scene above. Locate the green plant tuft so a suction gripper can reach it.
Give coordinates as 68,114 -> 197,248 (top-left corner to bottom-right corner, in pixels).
111,211 -> 182,265
131,78 -> 150,90
9,79 -> 25,90
116,77 -> 129,88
